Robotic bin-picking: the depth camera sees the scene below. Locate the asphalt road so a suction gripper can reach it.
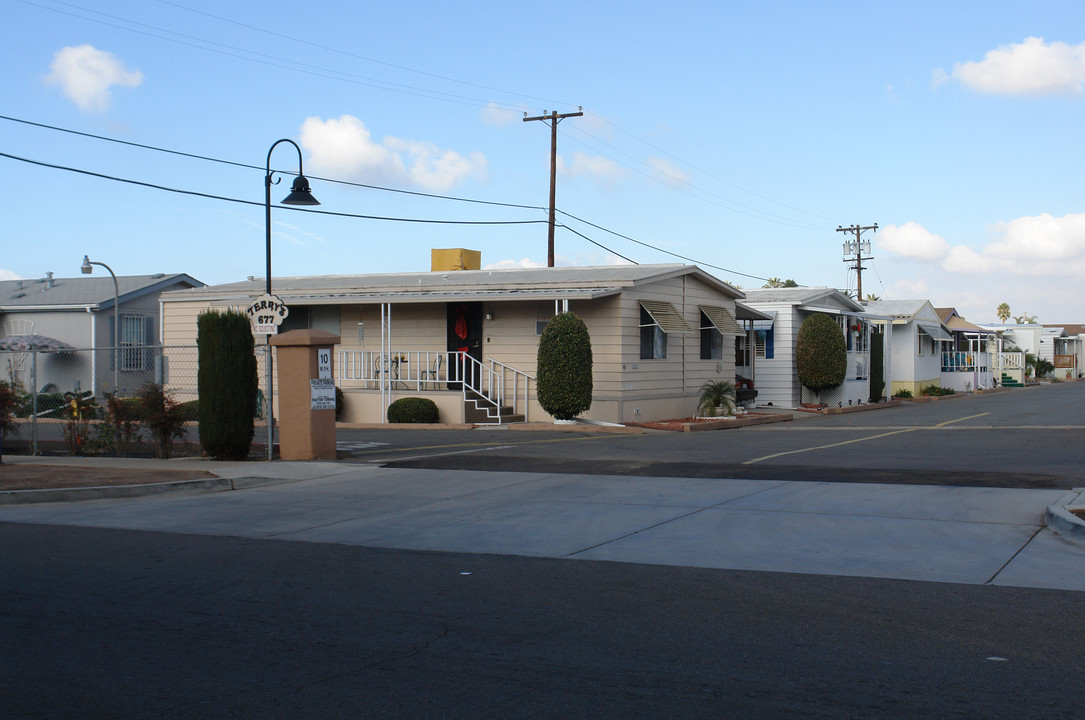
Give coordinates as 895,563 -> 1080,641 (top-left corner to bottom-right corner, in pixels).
3,522 -> 1083,720
336,383 -> 1085,489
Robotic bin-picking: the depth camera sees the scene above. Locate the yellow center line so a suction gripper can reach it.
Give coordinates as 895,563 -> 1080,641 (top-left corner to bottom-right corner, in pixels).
742,412 -> 991,465
347,433 -> 610,456
934,412 -> 990,427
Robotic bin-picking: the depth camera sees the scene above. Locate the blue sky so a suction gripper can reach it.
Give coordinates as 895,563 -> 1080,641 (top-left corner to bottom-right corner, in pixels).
4,0 -> 1084,324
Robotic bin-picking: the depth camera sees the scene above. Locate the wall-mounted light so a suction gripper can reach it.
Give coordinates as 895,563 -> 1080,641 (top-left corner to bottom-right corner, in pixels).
485,312 -> 494,321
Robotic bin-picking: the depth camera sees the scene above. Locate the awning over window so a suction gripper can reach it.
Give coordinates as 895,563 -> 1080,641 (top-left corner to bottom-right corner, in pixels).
699,305 -> 743,335
751,310 -> 776,331
916,321 -> 952,341
639,300 -> 693,333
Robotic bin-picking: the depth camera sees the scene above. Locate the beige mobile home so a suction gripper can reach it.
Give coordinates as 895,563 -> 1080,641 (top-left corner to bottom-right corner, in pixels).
160,264 -> 748,424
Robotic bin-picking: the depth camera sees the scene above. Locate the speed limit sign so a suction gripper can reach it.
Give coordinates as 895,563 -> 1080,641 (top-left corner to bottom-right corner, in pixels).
317,348 -> 332,379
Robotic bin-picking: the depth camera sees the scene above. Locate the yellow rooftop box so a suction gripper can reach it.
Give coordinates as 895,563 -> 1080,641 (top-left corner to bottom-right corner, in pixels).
431,248 -> 481,271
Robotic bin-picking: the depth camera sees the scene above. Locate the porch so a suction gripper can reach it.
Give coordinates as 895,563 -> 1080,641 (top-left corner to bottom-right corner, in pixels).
940,349 -> 993,392
337,349 -> 534,425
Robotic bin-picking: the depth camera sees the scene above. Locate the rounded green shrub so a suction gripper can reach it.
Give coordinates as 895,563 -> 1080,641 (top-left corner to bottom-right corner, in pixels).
795,313 -> 847,393
387,397 -> 439,423
537,312 -> 593,421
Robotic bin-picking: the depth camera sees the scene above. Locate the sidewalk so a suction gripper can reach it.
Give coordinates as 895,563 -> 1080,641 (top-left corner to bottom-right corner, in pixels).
1,455 -> 1083,592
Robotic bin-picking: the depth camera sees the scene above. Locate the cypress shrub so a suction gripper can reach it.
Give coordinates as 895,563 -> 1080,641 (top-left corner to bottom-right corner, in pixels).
197,310 -> 258,460
387,397 -> 439,423
795,313 -> 847,394
869,328 -> 885,402
536,312 -> 593,421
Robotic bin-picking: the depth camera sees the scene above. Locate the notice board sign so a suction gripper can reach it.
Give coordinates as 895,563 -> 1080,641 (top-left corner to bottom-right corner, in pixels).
310,378 -> 336,411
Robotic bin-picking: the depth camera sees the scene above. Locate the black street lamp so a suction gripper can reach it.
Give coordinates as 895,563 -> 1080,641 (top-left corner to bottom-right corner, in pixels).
263,139 -> 320,461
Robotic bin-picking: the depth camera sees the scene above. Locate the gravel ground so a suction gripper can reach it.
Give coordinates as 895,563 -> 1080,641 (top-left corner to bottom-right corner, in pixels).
0,464 -> 215,491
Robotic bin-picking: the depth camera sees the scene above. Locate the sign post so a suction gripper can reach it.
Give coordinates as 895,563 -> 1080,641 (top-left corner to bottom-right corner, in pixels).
247,294 -> 290,460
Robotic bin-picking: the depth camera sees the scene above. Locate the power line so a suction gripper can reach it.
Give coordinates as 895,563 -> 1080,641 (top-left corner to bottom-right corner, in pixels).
583,110 -> 839,224
0,114 -> 546,212
0,151 -> 549,226
3,115 -> 779,281
23,1 -> 841,229
557,209 -> 773,283
557,225 -> 638,265
20,0 -> 558,111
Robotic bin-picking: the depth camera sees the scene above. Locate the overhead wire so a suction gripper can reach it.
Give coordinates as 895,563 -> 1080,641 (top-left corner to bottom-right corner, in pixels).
0,114 -> 546,212
0,151 -> 549,226
20,0 -> 840,230
1,113 -> 780,277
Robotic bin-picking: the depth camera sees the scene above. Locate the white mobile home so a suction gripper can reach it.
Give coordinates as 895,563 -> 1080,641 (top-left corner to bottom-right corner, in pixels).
161,264 -> 748,424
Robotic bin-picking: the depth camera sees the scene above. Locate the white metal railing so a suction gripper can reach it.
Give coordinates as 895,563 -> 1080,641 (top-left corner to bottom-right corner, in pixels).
454,353 -> 535,424
998,351 -> 1025,372
338,350 -> 449,391
941,351 -> 990,373
336,349 -> 535,424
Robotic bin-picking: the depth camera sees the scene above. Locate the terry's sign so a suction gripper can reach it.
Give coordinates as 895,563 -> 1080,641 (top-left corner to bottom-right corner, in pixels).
247,293 -> 290,335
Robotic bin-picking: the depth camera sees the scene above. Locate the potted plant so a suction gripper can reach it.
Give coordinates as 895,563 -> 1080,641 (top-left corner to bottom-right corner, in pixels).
697,379 -> 736,417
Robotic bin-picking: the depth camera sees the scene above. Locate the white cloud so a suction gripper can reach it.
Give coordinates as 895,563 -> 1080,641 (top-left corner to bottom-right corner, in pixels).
479,102 -> 523,127
889,277 -> 929,297
556,152 -> 628,186
877,222 -> 950,260
646,156 -> 690,187
941,245 -> 991,273
300,115 -> 486,191
45,45 -> 143,112
880,214 -> 1085,277
485,257 -> 545,270
941,37 -> 1085,96
0,269 -> 22,281
985,212 -> 1085,274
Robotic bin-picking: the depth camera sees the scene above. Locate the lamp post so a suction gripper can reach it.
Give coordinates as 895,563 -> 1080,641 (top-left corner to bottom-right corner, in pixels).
81,255 -> 119,394
263,139 -> 320,461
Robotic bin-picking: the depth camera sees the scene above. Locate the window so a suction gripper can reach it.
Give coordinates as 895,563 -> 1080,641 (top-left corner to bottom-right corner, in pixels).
700,310 -> 723,360
699,305 -> 740,360
118,315 -> 151,371
640,306 -> 667,359
754,328 -> 774,359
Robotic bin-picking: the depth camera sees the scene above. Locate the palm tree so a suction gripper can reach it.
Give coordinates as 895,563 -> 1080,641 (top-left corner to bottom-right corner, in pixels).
996,303 -> 1010,323
762,277 -> 784,288
1013,312 -> 1037,324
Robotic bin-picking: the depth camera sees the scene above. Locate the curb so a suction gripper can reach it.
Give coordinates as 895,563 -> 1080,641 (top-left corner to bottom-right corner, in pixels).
0,475 -> 297,506
1045,488 -> 1085,539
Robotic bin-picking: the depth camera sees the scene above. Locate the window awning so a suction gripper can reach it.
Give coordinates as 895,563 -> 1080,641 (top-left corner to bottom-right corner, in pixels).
751,310 -> 776,330
640,300 -> 693,333
699,305 -> 743,335
916,321 -> 952,341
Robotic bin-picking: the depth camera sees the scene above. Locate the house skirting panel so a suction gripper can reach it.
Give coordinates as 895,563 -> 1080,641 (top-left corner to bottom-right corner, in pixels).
890,378 -> 941,397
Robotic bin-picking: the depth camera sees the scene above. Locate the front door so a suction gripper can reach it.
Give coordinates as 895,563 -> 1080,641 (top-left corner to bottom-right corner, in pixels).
447,302 -> 483,389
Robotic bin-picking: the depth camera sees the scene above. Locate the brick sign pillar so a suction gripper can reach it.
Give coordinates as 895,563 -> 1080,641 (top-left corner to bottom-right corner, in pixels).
269,329 -> 341,460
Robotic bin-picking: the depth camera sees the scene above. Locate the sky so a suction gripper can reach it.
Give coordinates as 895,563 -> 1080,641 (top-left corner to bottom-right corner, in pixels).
4,0 -> 1085,325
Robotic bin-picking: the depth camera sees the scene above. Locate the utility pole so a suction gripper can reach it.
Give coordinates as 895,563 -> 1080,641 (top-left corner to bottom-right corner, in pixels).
837,223 -> 878,301
523,107 -> 583,267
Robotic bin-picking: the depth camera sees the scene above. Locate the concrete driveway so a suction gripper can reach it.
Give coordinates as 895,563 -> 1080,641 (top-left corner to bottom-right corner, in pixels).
1,457 -> 1082,592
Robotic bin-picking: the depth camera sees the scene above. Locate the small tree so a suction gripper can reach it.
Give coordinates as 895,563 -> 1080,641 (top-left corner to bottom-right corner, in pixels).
795,313 -> 847,396
537,312 -> 593,421
997,302 -> 1010,324
139,383 -> 188,459
0,380 -> 17,462
197,310 -> 258,460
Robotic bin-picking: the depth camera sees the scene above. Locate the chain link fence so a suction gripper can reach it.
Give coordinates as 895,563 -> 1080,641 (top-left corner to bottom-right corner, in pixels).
1,345 -> 203,457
